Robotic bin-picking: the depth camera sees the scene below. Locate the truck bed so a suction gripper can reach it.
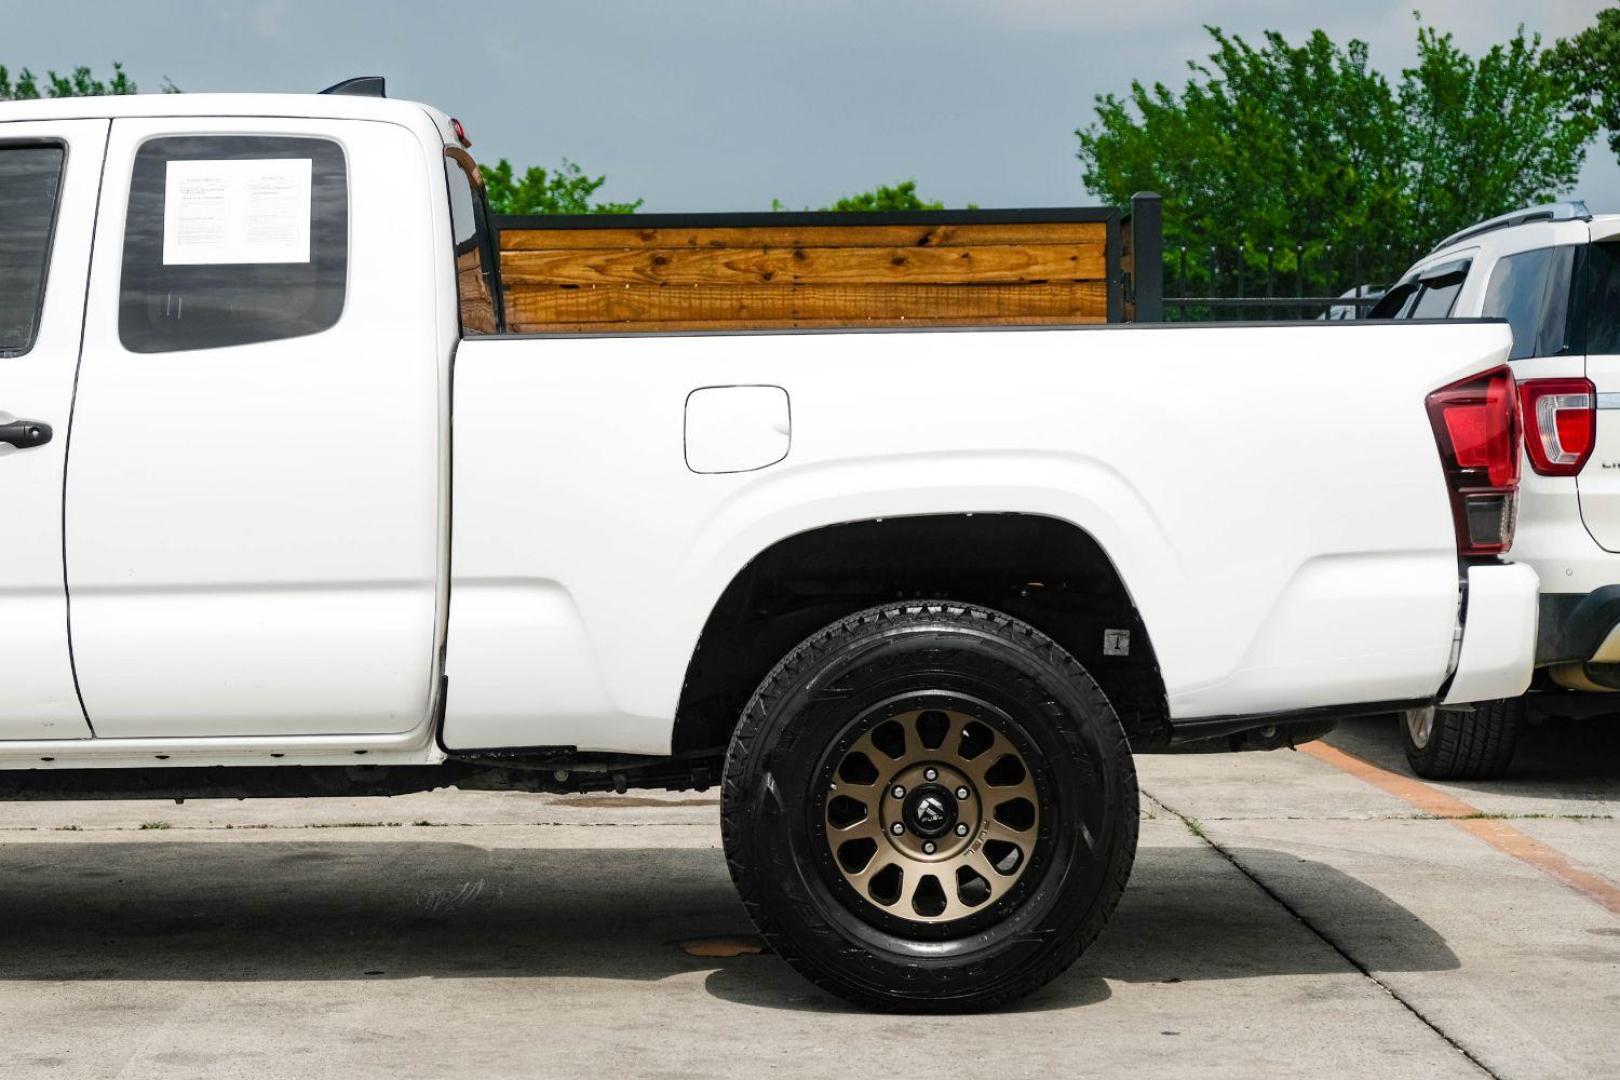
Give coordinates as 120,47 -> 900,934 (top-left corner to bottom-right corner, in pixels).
492,209 -> 1119,334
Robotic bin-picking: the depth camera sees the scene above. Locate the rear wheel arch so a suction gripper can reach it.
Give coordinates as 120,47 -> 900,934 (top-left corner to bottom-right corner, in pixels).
673,512 -> 1169,756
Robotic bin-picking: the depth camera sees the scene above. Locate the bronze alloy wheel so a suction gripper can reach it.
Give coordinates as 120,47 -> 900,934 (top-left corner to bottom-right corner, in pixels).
722,601 -> 1139,1011
820,705 -> 1042,924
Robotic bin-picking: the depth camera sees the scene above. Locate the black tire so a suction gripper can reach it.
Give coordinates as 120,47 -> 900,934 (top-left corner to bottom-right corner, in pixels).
1401,697 -> 1524,780
720,600 -> 1139,1012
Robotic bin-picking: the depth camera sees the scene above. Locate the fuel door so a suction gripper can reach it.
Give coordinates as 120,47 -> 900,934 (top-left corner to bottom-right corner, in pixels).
685,385 -> 791,474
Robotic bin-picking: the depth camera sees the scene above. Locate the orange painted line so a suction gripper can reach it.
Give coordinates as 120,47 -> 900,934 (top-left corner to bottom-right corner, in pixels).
1302,742 -> 1479,818
1301,741 -> 1620,918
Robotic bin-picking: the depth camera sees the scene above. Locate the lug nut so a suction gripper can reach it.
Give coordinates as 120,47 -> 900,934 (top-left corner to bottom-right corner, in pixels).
955,823 -> 970,837
924,767 -> 938,781
890,822 -> 905,836
923,841 -> 937,854
891,784 -> 906,799
955,786 -> 970,800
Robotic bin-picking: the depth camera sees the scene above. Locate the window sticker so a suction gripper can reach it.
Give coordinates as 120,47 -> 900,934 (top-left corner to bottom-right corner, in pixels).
162,158 -> 312,265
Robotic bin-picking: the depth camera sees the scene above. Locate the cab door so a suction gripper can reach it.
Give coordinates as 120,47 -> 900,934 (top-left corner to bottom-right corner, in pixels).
65,117 -> 444,738
0,121 -> 105,740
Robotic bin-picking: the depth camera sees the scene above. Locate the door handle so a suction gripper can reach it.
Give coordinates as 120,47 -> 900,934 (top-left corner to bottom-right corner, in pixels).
0,419 -> 52,449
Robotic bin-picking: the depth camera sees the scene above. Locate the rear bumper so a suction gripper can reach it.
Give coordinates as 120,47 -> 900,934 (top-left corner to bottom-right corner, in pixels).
1441,563 -> 1540,705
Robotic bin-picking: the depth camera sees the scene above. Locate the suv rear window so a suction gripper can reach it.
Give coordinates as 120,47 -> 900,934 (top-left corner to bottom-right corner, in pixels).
1480,246 -> 1575,360
1580,242 -> 1620,355
0,143 -> 65,357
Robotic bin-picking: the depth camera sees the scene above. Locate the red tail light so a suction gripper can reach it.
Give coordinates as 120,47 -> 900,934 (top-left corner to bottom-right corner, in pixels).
1426,367 -> 1520,556
1519,377 -> 1595,476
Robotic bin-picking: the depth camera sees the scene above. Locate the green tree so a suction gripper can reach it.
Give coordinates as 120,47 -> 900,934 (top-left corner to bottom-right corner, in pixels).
773,179 -> 968,211
1403,22 -> 1595,246
0,62 -> 173,100
478,157 -> 642,215
1077,21 -> 1594,284
822,180 -> 944,211
1550,7 -> 1620,164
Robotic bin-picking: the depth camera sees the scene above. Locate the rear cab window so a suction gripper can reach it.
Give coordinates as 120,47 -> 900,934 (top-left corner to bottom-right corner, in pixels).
0,143 -> 66,357
444,147 -> 500,335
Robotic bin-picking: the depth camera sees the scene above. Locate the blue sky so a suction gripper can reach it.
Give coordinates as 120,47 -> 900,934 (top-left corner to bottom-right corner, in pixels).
8,0 -> 1617,212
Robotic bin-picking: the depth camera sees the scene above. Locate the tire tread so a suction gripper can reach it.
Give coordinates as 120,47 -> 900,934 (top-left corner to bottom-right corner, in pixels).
1404,697 -> 1524,780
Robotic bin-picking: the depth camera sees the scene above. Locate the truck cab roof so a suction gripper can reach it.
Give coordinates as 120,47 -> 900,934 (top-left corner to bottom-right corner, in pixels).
0,92 -> 458,147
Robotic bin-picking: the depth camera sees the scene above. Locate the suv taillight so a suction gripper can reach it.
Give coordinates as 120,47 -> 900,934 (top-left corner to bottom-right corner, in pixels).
1426,367 -> 1520,556
1519,377 -> 1595,476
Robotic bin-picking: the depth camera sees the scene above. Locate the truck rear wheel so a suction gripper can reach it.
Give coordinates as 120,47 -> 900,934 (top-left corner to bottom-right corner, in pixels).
720,601 -> 1138,1011
1401,698 -> 1524,780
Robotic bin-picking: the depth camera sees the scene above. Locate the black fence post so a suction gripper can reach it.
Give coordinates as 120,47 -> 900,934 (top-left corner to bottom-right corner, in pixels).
1176,245 -> 1187,322
1129,192 -> 1163,322
1236,242 -> 1246,311
1265,245 -> 1275,321
1295,243 -> 1304,320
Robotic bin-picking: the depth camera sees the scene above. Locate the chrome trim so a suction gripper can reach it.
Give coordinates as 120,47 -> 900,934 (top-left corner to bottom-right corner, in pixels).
1598,393 -> 1620,410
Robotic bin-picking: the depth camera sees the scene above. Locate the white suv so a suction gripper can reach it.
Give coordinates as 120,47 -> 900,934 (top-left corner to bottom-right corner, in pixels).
1375,201 -> 1620,778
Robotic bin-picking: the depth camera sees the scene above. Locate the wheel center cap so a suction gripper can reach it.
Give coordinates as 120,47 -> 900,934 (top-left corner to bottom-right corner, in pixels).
903,786 -> 958,839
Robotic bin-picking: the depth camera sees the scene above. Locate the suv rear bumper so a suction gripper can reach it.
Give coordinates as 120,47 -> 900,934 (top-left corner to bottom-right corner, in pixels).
1441,563 -> 1540,705
1535,585 -> 1620,666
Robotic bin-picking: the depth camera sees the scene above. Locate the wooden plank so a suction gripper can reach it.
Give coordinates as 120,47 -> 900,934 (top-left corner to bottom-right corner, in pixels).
501,243 -> 1106,287
457,249 -> 498,334
503,281 -> 1107,331
500,221 -> 1107,252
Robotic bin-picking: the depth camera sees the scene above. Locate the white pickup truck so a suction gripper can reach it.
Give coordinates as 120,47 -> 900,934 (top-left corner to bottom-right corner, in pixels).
0,88 -> 1539,1011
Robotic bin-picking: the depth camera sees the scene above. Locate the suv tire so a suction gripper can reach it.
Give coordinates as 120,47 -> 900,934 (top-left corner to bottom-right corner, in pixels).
1401,697 -> 1524,780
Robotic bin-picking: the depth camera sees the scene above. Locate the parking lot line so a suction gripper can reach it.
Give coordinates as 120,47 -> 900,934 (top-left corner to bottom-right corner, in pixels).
1302,741 -> 1620,917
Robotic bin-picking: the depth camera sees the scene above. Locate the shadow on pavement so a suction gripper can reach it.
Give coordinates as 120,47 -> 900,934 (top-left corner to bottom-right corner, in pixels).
0,839 -> 1457,1013
1330,713 -> 1620,802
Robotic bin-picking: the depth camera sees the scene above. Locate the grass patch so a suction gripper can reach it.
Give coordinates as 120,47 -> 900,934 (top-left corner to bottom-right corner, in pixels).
139,821 -> 171,830
307,821 -> 402,829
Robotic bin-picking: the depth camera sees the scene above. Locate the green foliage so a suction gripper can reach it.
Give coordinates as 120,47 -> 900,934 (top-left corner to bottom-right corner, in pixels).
774,179 -> 974,212
478,157 -> 642,215
1404,21 -> 1596,247
0,62 -> 173,100
1550,7 -> 1620,164
823,180 -> 944,211
1077,20 -> 1596,282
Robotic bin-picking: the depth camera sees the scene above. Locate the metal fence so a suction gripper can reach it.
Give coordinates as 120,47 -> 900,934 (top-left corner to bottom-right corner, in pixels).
1121,193 -> 1425,322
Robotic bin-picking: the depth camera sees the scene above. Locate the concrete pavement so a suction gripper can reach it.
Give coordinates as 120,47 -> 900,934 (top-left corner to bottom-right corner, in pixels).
0,715 -> 1615,1079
